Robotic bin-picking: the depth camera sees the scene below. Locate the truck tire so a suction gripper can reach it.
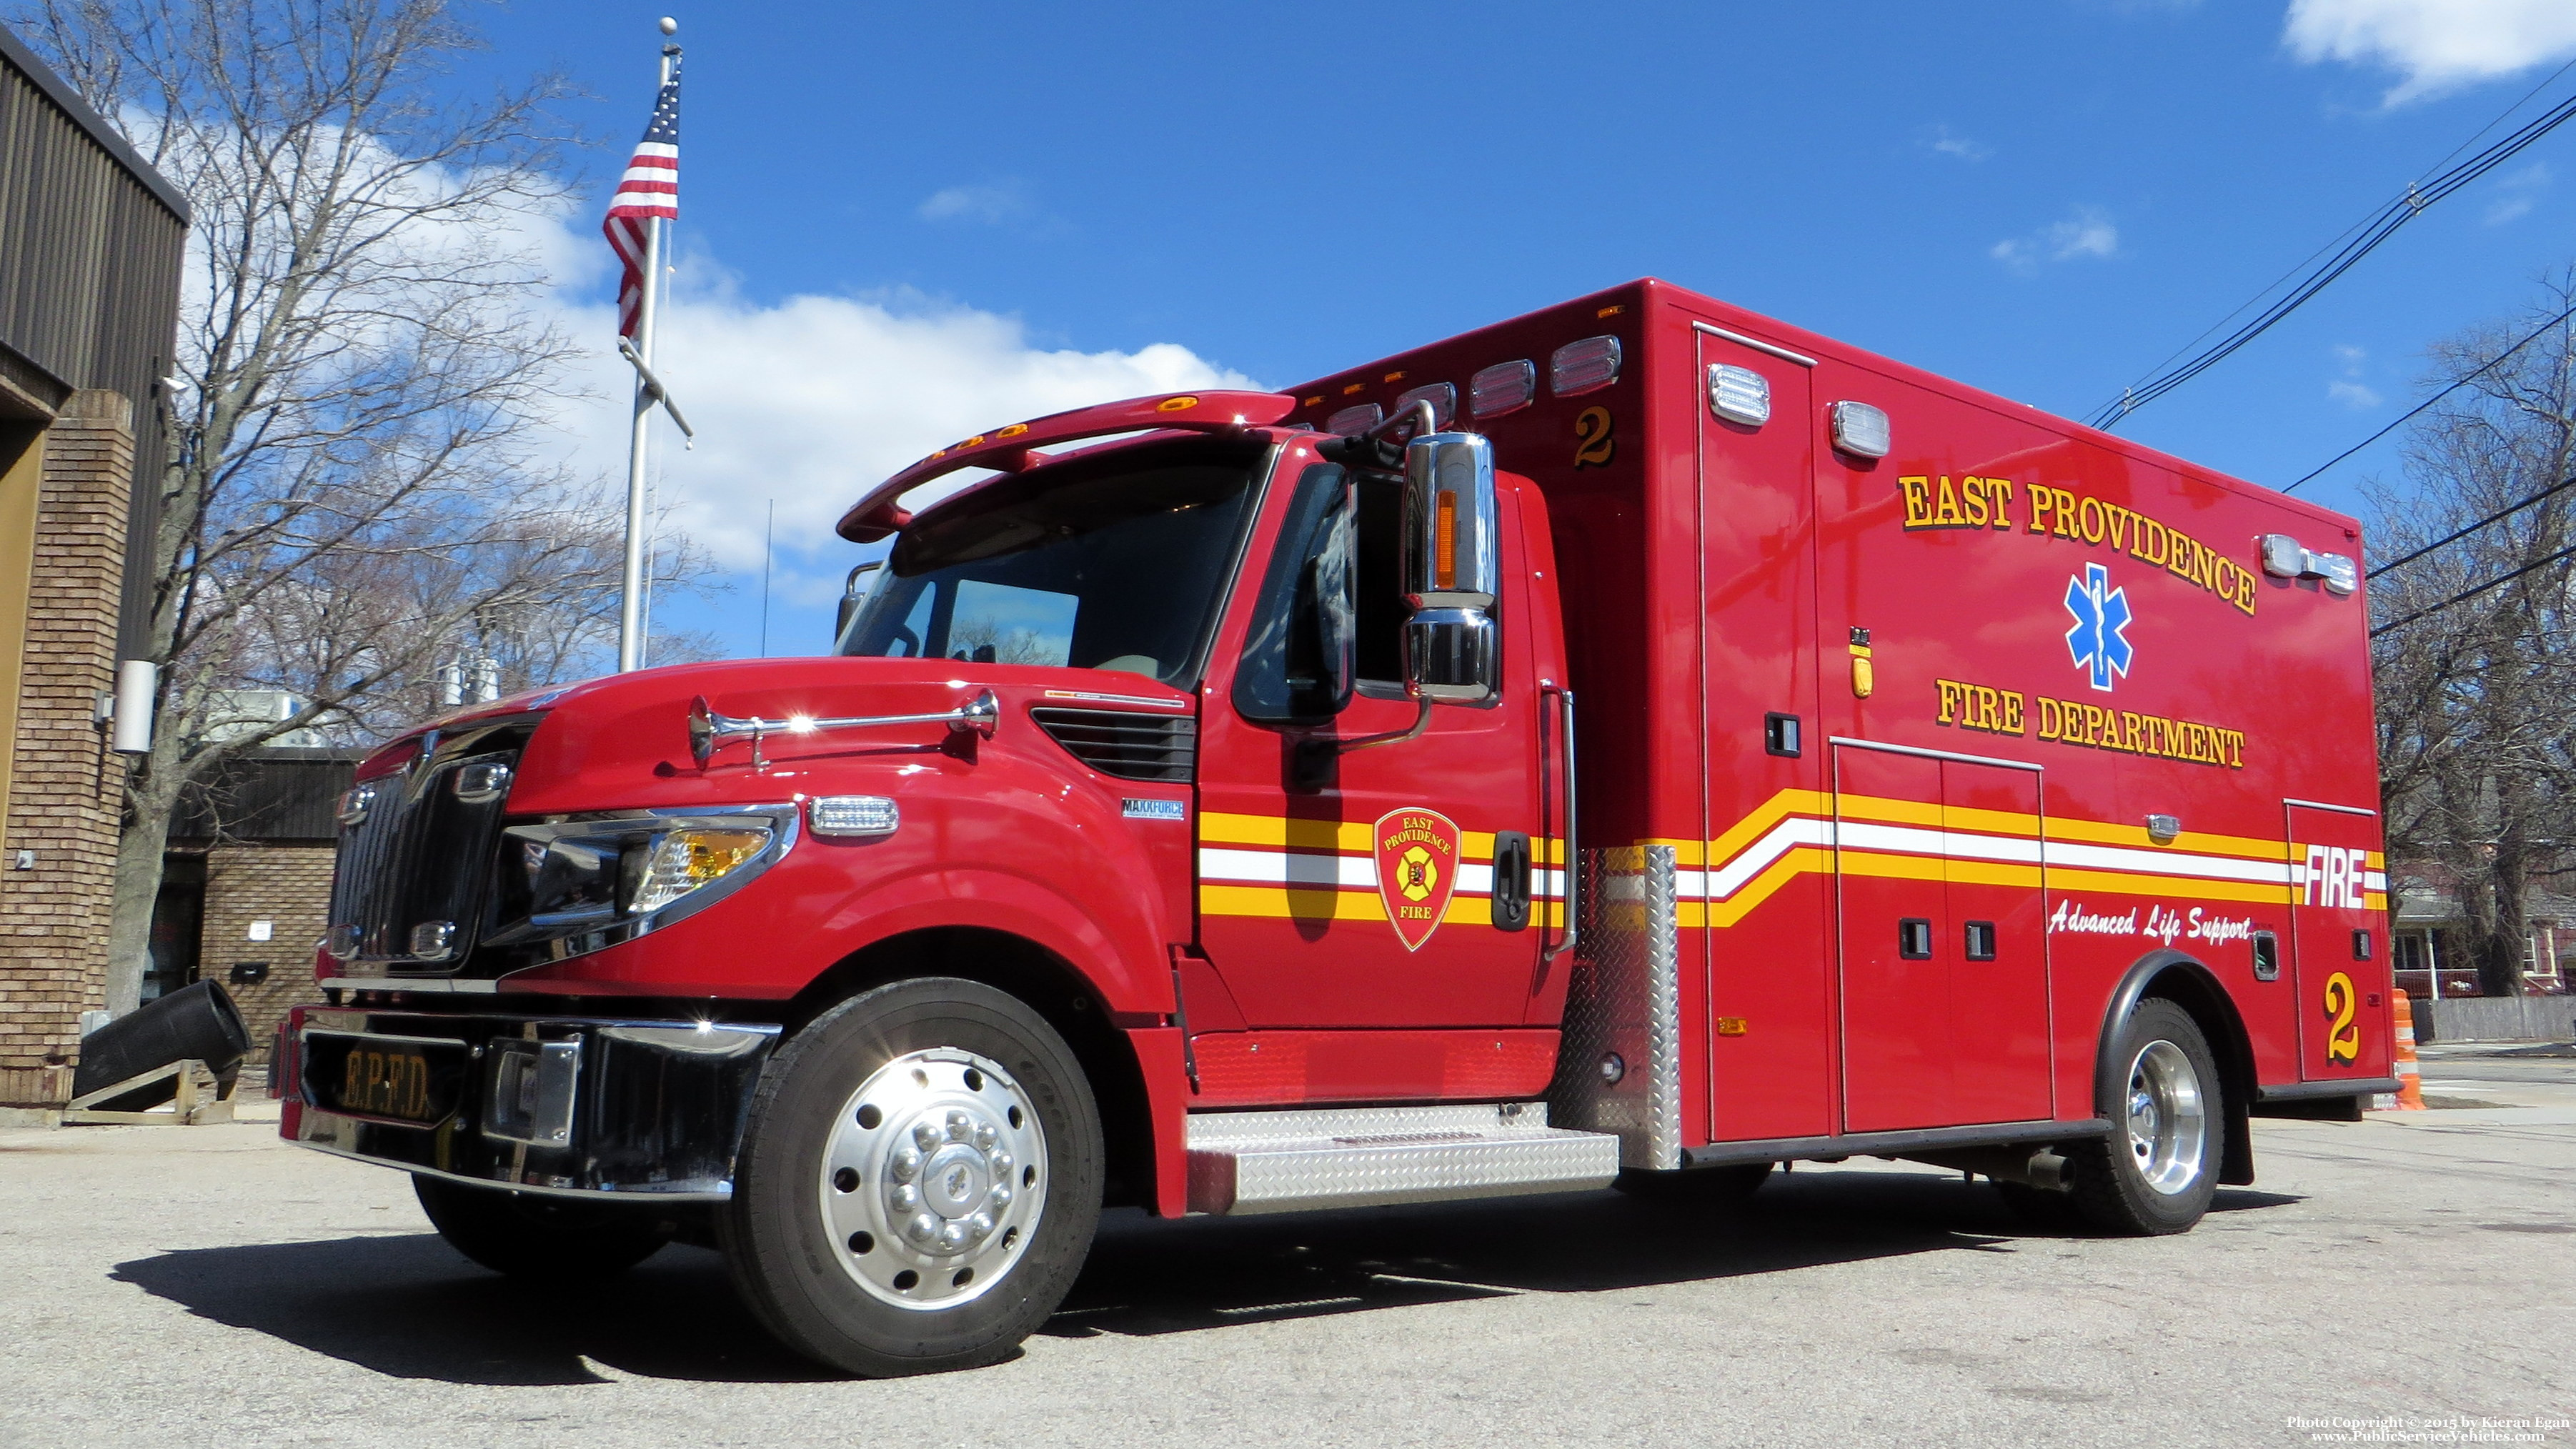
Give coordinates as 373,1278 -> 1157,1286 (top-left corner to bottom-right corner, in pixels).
2065,997 -> 2220,1236
720,977 -> 1103,1378
412,1175 -> 674,1280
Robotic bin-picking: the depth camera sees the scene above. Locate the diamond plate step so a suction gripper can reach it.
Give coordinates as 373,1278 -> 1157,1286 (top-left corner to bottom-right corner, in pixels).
1184,1102 -> 1620,1216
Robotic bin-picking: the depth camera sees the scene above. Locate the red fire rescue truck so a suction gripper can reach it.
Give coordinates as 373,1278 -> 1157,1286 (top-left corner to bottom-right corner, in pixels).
282,278 -> 2397,1376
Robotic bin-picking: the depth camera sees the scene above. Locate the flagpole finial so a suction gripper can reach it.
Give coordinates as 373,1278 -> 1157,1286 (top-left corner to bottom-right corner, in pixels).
658,16 -> 677,34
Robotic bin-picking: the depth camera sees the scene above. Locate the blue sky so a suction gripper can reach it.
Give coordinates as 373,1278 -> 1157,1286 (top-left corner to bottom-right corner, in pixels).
462,1 -> 2576,661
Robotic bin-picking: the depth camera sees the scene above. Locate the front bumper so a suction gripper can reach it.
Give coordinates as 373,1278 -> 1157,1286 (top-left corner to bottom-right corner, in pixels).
284,1005 -> 779,1201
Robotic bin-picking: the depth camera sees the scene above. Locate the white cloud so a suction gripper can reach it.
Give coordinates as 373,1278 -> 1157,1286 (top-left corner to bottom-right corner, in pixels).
1923,124 -> 1991,161
535,245 -> 1254,589
2328,344 -> 2381,407
1991,206 -> 2120,273
2485,160 -> 2550,224
2285,0 -> 2576,103
918,182 -> 1032,224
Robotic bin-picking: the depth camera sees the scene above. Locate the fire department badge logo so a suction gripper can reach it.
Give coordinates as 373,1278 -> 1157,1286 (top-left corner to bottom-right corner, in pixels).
1373,807 -> 1461,952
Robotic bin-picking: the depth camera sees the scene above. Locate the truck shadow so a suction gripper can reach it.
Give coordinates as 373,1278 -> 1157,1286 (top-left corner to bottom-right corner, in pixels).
1043,1172 -> 2301,1338
109,1172 -> 2302,1383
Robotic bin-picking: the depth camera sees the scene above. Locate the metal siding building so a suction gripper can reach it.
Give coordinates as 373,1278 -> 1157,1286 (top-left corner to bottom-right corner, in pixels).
0,19 -> 188,1115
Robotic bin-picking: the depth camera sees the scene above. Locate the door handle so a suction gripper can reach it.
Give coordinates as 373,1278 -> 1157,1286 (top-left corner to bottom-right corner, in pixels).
1541,685 -> 1578,965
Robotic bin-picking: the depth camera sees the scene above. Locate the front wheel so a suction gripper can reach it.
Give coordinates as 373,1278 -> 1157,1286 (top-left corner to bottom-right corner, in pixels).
2065,997 -> 2221,1235
721,977 -> 1103,1377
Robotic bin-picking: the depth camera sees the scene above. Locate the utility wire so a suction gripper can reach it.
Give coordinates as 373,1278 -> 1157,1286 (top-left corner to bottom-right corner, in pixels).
2369,538 -> 2576,638
2089,71 -> 2576,431
2288,301 -> 2576,493
2368,470 -> 2576,579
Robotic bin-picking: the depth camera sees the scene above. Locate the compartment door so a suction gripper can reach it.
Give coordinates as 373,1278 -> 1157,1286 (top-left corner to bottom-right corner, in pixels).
2285,802 -> 2392,1083
1836,744 -> 2052,1132
1834,745 -> 1951,1131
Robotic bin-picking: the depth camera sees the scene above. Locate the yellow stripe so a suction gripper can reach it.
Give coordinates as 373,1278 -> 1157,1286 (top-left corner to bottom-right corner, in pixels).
1198,810 -> 1517,862
1199,882 -> 1559,929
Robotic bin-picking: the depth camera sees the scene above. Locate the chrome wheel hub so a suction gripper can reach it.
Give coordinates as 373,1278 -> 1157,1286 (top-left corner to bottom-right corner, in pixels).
2123,1038 -> 2207,1196
821,1048 -> 1045,1310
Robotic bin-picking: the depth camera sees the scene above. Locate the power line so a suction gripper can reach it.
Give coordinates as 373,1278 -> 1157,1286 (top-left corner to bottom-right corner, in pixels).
2287,300 -> 2576,493
2370,539 -> 2576,638
2368,470 -> 2576,579
2089,72 -> 2576,431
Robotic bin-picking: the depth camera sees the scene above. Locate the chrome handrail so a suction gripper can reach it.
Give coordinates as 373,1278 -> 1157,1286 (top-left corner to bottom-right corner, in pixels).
690,689 -> 999,767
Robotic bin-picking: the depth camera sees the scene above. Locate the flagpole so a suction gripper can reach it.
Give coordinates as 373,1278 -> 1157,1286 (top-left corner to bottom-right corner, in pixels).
617,20 -> 680,674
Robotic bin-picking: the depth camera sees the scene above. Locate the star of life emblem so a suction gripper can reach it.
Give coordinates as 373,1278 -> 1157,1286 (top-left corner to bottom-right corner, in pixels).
2063,562 -> 2134,692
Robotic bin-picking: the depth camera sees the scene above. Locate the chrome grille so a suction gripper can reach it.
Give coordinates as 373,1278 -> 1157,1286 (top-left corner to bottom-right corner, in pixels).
1029,708 -> 1196,782
327,735 -> 523,974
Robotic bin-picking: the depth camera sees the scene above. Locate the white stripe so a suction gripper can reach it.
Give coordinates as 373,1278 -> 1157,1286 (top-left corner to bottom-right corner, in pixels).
620,164 -> 678,184
632,142 -> 678,159
1199,847 -> 1371,889
2364,871 -> 2387,892
1194,847 -> 1503,897
1683,813 -> 2299,901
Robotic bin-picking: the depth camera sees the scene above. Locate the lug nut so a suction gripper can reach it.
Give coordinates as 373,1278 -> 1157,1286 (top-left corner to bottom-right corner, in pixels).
967,1212 -> 995,1241
938,1221 -> 970,1251
890,1183 -> 920,1212
890,1147 -> 920,1182
945,1110 -> 972,1141
912,1121 -> 940,1151
986,1183 -> 1013,1210
987,1150 -> 1013,1175
973,1122 -> 998,1151
906,1213 -> 940,1244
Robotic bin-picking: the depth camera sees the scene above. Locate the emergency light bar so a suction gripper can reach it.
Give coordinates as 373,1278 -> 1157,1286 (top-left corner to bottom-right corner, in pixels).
835,389 -> 1298,542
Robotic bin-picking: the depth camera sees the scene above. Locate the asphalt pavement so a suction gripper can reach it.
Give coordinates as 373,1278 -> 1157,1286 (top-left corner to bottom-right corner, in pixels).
1,1049 -> 2570,1449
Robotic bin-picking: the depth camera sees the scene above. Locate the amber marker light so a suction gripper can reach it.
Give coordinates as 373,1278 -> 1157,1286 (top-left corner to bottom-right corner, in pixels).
1436,492 -> 1459,590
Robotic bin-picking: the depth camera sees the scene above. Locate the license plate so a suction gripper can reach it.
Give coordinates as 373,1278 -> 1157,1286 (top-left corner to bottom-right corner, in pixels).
302,1031 -> 467,1126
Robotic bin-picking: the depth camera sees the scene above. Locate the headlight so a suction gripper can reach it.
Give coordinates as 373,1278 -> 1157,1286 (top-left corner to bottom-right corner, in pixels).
628,827 -> 772,915
483,806 -> 797,958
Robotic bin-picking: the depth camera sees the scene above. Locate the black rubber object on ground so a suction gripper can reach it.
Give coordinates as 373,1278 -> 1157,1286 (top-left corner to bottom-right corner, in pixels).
70,980 -> 250,1109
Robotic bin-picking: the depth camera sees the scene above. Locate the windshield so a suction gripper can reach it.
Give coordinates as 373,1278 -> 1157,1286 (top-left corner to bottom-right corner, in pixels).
837,437 -> 1268,688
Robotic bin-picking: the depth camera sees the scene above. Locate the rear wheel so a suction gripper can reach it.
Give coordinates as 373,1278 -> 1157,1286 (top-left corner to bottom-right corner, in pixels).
2066,997 -> 2220,1235
412,1175 -> 673,1280
721,977 -> 1103,1378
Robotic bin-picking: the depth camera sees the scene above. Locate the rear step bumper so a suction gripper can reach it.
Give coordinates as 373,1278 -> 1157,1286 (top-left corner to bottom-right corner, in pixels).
1185,1102 -> 1620,1215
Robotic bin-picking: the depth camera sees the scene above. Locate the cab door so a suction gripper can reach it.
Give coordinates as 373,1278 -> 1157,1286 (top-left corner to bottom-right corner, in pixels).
2285,802 -> 2392,1083
1194,458 -> 1551,1031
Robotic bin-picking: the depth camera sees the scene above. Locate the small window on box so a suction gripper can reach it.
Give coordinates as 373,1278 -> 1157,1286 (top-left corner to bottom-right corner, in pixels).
1898,918 -> 1933,960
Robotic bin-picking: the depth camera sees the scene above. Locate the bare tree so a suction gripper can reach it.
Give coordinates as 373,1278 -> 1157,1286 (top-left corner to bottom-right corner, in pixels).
2365,269 -> 2576,996
14,0 -> 708,1010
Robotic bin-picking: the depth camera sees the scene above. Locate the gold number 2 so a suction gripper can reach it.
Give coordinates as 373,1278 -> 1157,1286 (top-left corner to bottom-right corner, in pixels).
1573,406 -> 1616,468
2322,971 -> 2359,1064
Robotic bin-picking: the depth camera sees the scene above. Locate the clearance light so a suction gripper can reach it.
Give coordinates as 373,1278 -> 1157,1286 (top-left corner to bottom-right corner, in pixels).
810,795 -> 900,837
1326,403 -> 1382,437
1551,335 -> 1622,397
1470,359 -> 1535,418
1394,382 -> 1456,429
1435,492 -> 1460,589
1830,401 -> 1891,459
628,827 -> 772,915
2258,534 -> 2307,579
2312,552 -> 2358,595
1707,364 -> 1771,426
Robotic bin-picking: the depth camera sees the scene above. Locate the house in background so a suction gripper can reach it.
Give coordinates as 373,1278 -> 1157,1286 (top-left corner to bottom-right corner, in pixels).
2388,862 -> 2573,1000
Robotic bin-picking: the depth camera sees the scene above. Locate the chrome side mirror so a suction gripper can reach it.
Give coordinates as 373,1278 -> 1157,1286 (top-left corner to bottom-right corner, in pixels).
1400,432 -> 1500,704
835,562 -> 882,648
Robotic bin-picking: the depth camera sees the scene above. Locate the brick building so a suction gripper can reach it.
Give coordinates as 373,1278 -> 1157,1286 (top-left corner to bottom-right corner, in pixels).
0,22 -> 189,1115
160,749 -> 359,1071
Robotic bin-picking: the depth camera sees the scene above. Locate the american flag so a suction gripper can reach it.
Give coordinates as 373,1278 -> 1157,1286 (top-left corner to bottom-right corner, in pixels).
604,59 -> 681,339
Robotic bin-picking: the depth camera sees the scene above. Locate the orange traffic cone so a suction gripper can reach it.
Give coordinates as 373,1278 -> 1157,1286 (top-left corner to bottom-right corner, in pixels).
2389,989 -> 2426,1111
